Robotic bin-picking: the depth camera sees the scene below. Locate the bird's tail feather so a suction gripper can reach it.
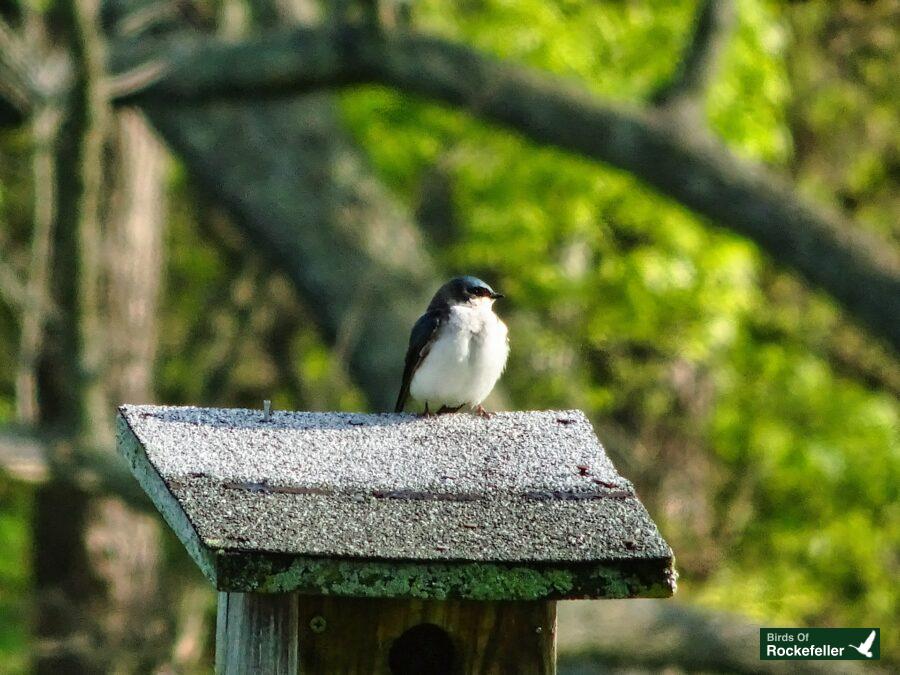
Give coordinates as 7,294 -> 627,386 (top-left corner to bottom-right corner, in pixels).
394,386 -> 408,413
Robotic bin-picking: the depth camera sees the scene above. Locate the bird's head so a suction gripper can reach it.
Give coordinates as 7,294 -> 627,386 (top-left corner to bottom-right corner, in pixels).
429,275 -> 504,310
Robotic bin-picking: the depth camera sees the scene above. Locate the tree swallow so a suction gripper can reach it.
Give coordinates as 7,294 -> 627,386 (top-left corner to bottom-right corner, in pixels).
395,276 -> 509,417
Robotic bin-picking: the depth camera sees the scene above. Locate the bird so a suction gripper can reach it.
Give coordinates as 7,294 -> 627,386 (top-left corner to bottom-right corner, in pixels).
395,276 -> 508,417
848,630 -> 876,658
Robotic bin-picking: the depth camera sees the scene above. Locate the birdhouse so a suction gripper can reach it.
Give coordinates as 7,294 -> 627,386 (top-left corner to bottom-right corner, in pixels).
117,405 -> 676,674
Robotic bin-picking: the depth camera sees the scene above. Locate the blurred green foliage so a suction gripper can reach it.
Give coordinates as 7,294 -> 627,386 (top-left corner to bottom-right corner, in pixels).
0,0 -> 898,668
0,481 -> 30,670
337,0 -> 899,635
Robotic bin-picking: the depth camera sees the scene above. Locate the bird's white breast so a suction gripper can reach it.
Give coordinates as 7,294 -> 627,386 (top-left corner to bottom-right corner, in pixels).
410,301 -> 509,408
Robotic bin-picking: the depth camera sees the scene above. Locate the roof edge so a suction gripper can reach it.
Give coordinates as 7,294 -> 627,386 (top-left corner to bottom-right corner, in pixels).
116,413 -> 218,584
213,549 -> 677,601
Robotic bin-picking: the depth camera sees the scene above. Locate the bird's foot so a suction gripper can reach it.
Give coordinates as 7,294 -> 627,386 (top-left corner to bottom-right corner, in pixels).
419,403 -> 434,418
436,404 -> 465,414
474,404 -> 493,419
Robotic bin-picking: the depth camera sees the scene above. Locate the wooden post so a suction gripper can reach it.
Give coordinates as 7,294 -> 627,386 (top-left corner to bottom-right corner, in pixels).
297,597 -> 557,674
215,591 -> 299,674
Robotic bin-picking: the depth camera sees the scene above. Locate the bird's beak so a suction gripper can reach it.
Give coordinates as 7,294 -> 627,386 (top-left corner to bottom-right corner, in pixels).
490,291 -> 504,300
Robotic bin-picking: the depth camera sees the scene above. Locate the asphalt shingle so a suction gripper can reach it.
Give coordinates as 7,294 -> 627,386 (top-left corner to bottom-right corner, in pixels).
117,404 -> 675,599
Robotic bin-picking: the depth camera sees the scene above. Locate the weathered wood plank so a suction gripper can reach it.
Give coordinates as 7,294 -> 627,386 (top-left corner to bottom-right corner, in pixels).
298,596 -> 556,674
215,591 -> 299,674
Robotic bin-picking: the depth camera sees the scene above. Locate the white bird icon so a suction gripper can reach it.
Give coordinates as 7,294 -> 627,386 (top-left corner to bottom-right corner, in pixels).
848,630 -> 876,658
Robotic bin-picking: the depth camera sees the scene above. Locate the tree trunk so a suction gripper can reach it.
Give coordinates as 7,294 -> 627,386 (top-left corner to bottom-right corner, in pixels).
106,109 -> 166,405
30,6 -> 176,670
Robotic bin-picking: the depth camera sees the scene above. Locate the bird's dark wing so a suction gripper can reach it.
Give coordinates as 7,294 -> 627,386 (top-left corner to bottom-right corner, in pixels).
394,309 -> 444,412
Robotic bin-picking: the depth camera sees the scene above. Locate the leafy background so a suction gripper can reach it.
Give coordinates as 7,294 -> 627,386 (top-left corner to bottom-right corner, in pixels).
1,0 -> 897,671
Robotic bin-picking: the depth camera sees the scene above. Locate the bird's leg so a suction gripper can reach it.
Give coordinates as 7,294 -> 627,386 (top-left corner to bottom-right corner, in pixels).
474,404 -> 493,419
419,402 -> 434,418
436,404 -> 465,414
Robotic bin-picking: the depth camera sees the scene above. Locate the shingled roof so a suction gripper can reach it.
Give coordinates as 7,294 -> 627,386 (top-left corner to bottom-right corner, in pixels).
117,405 -> 676,600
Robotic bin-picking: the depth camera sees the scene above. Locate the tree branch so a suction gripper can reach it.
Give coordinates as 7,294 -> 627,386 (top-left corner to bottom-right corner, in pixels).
0,14 -> 70,125
559,600 -> 873,675
0,251 -> 27,310
0,426 -> 47,482
72,0 -> 115,446
0,426 -> 150,508
0,16 -> 39,119
142,93 -> 440,410
15,106 -> 60,424
0,6 -> 73,128
112,25 -> 900,350
651,0 -> 736,110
